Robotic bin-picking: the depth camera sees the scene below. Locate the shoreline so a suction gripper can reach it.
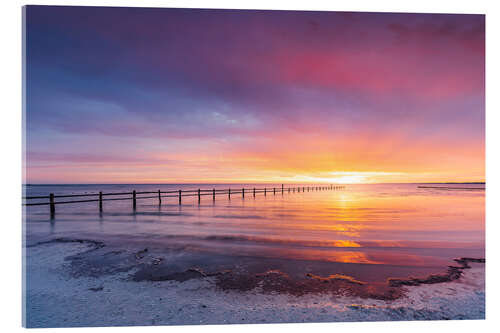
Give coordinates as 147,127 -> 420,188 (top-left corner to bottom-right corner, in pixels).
24,238 -> 485,327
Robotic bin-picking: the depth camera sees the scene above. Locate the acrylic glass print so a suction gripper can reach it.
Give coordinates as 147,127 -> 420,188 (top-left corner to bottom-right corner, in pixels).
22,5 -> 485,328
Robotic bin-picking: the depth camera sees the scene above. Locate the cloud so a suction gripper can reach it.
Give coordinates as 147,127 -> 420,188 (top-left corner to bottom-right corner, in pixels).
24,6 -> 485,183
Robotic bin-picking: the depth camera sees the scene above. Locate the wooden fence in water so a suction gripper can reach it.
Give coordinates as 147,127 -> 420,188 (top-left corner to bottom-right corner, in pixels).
23,184 -> 346,218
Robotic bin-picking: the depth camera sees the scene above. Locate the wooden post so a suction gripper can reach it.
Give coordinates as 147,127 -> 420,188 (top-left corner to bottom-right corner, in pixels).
99,191 -> 103,212
253,188 -> 256,197
133,190 -> 136,210
228,188 -> 231,199
264,188 -> 267,196
198,189 -> 201,203
158,190 -> 161,204
213,188 -> 216,201
178,190 -> 182,205
49,193 -> 55,219
273,187 -> 275,195
242,188 -> 245,198
288,187 -> 290,193
281,184 -> 284,193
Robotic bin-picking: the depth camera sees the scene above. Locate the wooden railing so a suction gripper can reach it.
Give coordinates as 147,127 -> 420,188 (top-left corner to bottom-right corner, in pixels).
23,184 -> 345,218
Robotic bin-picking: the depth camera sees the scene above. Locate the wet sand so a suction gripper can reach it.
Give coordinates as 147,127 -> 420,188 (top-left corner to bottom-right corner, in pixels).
23,239 -> 485,327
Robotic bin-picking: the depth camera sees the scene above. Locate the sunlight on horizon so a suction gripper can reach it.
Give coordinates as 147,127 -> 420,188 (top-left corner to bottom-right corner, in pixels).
287,171 -> 407,184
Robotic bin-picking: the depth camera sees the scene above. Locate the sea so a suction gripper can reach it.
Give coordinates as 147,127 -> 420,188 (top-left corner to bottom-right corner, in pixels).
23,183 -> 485,284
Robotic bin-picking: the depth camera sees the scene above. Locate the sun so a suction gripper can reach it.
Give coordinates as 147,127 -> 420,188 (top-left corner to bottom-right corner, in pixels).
328,175 -> 367,184
284,171 -> 410,184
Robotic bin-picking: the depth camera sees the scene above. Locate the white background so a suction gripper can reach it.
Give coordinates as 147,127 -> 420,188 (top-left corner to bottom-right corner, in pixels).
1,0 -> 498,332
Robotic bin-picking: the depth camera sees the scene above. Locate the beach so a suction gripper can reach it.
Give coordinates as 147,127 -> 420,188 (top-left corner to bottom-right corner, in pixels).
24,239 -> 484,327
21,6 -> 486,329
23,183 -> 485,327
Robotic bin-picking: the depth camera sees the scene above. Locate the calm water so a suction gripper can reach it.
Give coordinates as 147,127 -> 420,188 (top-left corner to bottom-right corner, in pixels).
23,183 -> 485,283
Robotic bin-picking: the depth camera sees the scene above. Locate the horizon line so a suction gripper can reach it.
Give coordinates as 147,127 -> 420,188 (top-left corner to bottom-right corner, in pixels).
23,181 -> 486,186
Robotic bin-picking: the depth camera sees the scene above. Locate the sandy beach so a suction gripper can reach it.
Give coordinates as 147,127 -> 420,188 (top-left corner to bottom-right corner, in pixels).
24,239 -> 485,328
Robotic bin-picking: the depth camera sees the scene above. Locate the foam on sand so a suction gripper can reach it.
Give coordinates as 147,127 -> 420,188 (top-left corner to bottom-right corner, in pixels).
24,239 -> 485,328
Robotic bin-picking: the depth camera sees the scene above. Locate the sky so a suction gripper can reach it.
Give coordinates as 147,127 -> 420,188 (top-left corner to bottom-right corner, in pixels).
24,6 -> 485,184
